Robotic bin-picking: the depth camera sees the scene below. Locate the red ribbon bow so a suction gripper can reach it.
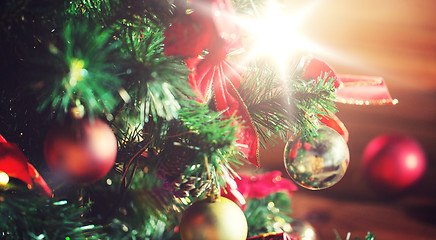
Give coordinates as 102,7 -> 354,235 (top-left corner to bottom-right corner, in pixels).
164,0 -> 260,166
298,55 -> 395,105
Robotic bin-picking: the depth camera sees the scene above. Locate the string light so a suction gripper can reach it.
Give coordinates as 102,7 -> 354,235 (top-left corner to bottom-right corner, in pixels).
0,172 -> 10,185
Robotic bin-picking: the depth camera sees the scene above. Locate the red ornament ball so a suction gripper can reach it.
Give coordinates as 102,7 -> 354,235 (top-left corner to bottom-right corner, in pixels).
362,134 -> 427,195
44,117 -> 117,185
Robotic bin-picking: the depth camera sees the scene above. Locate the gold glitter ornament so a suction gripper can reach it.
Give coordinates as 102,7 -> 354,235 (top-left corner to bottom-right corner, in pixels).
284,126 -> 349,190
179,195 -> 248,240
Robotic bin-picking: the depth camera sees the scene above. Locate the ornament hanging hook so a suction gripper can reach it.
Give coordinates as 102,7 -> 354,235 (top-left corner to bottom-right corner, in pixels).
204,155 -> 220,202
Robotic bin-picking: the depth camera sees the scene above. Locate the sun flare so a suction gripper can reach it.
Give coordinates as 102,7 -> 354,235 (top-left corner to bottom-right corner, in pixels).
236,1 -> 319,73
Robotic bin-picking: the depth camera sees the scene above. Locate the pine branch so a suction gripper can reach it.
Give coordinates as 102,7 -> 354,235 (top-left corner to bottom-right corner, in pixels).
85,169 -> 182,240
291,72 -> 337,141
170,103 -> 242,190
36,20 -> 122,120
239,67 -> 293,148
0,190 -> 103,239
245,192 -> 293,237
111,16 -> 192,129
66,0 -> 175,29
240,65 -> 338,148
89,103 -> 242,239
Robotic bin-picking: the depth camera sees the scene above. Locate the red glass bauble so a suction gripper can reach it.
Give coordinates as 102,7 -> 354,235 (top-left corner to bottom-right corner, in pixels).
362,134 -> 427,195
44,117 -> 117,185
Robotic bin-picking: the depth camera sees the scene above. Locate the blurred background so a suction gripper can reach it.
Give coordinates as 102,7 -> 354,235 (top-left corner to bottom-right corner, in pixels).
257,0 -> 436,239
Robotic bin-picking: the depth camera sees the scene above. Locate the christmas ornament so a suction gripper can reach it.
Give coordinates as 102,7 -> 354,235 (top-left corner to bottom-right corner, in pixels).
318,113 -> 348,142
44,117 -> 117,185
284,126 -> 350,190
179,195 -> 248,240
362,134 -> 427,195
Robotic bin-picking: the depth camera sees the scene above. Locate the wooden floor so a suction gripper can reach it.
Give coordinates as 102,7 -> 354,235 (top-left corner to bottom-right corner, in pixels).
257,0 -> 436,239
291,192 -> 436,240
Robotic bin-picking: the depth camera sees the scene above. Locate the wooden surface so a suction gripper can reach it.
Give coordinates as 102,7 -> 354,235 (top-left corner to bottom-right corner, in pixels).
291,192 -> 436,240
257,0 -> 436,239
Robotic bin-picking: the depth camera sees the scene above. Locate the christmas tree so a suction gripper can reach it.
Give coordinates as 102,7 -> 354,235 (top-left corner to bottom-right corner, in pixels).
0,0 -> 394,239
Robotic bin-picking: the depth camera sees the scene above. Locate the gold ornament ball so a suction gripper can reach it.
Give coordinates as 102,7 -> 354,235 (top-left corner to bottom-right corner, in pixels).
284,126 -> 350,190
179,196 -> 248,240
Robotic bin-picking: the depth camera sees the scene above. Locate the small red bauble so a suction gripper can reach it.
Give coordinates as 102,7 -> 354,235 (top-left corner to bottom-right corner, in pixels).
362,134 -> 427,195
44,117 -> 117,185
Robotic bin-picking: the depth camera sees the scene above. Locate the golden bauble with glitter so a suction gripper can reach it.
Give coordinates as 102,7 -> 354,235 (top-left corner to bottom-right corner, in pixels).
284,126 -> 349,190
179,196 -> 248,240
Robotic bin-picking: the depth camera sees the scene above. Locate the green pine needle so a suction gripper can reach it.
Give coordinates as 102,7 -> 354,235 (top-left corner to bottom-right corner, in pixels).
37,20 -> 122,120
245,192 -> 293,237
0,191 -> 103,239
240,65 -> 338,148
113,19 -> 191,128
176,103 -> 242,189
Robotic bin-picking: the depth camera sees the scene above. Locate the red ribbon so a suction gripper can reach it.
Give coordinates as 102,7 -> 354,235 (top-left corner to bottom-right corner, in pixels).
299,55 -> 395,105
0,134 -> 52,196
164,0 -> 260,166
297,55 -> 395,140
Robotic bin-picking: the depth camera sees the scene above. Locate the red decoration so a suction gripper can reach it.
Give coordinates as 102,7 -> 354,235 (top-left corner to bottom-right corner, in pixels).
362,134 -> 427,195
247,232 -> 298,240
300,56 -> 342,89
296,55 -> 395,141
222,171 -> 297,208
0,137 -> 33,186
44,117 -> 117,185
27,163 -> 52,196
0,134 -> 51,196
163,10 -> 215,57
165,0 -> 260,167
298,55 -> 395,105
164,0 -> 241,58
319,113 -> 349,142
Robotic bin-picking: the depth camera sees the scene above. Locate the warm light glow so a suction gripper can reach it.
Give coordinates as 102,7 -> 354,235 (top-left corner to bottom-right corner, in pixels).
0,172 -> 9,185
69,58 -> 87,86
405,154 -> 418,170
297,164 -> 306,172
237,1 -> 319,74
302,227 -> 315,240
